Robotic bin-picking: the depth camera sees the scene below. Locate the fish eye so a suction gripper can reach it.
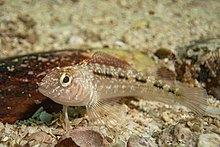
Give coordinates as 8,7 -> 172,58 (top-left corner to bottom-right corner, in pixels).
60,72 -> 72,87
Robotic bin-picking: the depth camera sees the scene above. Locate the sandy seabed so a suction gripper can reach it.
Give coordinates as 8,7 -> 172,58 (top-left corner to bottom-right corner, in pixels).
0,0 -> 220,146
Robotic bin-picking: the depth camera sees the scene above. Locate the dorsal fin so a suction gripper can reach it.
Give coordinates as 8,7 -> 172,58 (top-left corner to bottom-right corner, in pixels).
88,51 -> 132,70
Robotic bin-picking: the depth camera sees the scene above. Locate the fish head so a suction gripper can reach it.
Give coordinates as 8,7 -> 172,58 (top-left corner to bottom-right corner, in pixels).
38,66 -> 92,106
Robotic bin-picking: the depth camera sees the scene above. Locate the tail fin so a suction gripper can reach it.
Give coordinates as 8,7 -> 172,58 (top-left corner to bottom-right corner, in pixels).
155,61 -> 210,116
177,83 -> 208,116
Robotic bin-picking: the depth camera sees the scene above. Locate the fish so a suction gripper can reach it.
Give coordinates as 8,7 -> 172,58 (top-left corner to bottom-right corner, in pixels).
38,51 -> 209,129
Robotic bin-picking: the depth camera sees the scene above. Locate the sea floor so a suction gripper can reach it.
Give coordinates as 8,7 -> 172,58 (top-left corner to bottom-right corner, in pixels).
0,0 -> 220,146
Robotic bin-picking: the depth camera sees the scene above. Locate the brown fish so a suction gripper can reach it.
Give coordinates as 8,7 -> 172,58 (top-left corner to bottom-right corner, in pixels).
38,52 -> 209,129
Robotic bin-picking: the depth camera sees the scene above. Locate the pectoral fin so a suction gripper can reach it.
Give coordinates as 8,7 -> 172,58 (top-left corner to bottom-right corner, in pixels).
86,98 -> 126,128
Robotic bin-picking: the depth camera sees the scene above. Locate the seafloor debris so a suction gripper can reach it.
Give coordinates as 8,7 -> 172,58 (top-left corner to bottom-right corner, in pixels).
158,123 -> 197,146
155,38 -> 220,100
198,133 -> 220,147
127,135 -> 156,147
57,128 -> 106,147
26,131 -> 55,144
178,38 -> 220,64
55,138 -> 79,147
176,38 -> 220,99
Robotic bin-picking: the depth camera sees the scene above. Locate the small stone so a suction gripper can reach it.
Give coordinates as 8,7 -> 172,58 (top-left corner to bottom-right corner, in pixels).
55,138 -> 79,147
158,124 -> 196,146
71,118 -> 83,126
0,122 -> 4,131
2,136 -> 9,142
127,135 -> 156,147
191,123 -> 202,132
174,124 -> 192,143
68,35 -> 84,46
115,40 -> 125,47
109,140 -> 125,147
60,128 -> 106,147
198,133 -> 220,147
186,118 -> 203,132
154,48 -> 175,59
27,30 -> 38,44
26,131 -> 53,144
161,112 -> 171,122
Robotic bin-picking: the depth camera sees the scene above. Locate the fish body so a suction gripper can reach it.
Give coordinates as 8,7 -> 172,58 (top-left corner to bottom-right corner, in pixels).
38,52 -> 208,127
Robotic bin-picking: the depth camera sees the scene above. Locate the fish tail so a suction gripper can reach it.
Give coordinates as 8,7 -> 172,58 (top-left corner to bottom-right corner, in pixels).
176,83 -> 208,116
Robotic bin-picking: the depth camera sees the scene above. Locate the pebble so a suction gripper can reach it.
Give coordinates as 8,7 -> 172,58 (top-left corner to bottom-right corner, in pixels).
0,122 -> 4,131
127,135 -> 156,147
59,128 -> 105,146
198,133 -> 220,147
173,124 -> 192,143
26,131 -> 54,144
115,40 -> 125,47
68,35 -> 84,46
2,136 -> 9,142
109,140 -> 125,147
158,124 -> 196,146
161,112 -> 171,122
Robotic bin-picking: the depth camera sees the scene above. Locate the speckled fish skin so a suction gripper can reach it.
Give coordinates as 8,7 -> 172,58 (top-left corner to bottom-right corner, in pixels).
39,52 -> 209,125
39,66 -> 94,106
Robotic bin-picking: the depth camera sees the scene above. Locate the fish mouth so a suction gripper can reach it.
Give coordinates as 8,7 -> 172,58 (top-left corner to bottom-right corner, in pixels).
38,87 -> 63,104
38,83 -> 87,106
38,84 -> 56,98
38,86 -> 50,98
38,86 -> 73,106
